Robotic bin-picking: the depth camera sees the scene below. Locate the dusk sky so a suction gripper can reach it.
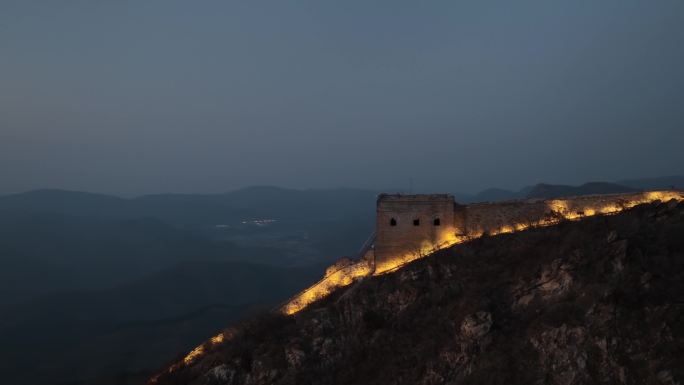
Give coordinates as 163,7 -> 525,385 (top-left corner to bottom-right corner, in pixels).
2,1 -> 683,195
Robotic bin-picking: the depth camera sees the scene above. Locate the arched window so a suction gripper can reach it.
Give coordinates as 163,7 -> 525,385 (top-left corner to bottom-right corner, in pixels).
390,218 -> 397,226
433,218 -> 441,226
413,219 -> 420,226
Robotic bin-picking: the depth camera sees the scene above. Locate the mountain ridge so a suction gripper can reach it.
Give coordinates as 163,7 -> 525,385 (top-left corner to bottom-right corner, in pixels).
152,199 -> 684,385
4,176 -> 681,210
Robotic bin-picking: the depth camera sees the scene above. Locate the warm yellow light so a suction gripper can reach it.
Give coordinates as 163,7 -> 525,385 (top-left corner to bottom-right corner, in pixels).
183,345 -> 205,365
152,190 -> 684,385
282,261 -> 373,315
210,333 -> 225,344
282,191 -> 684,314
179,330 -> 231,367
373,229 -> 470,275
514,223 -> 529,231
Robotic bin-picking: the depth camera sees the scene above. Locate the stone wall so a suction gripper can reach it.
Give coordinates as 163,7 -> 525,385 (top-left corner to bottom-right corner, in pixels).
460,191 -> 684,237
372,191 -> 684,273
281,190 -> 684,314
375,194 -> 456,271
461,200 -> 550,236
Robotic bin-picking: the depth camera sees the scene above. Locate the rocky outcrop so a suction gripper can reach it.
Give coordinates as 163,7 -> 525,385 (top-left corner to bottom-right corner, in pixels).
460,311 -> 492,340
153,200 -> 684,385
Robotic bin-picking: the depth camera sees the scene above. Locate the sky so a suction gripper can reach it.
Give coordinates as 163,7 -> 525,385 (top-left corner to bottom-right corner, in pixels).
1,0 -> 683,196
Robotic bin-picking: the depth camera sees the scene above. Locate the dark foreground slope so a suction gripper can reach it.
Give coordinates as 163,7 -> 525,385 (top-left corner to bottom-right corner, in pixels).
155,200 -> 684,385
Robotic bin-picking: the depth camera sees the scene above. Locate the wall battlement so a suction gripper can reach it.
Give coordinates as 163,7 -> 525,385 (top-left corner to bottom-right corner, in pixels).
282,190 -> 684,314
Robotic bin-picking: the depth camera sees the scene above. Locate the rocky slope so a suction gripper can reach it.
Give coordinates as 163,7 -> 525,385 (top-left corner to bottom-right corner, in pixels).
153,199 -> 684,385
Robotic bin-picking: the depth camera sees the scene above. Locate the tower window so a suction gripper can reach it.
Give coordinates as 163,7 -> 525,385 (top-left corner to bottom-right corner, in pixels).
433,218 -> 441,226
390,218 -> 397,226
413,219 -> 420,226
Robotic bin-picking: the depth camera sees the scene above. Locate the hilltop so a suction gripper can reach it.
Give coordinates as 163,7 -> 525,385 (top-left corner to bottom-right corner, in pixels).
152,199 -> 684,385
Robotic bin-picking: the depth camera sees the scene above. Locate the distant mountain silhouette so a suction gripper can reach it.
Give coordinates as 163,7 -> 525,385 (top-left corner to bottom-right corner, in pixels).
0,187 -> 377,305
458,180 -> 651,203
617,175 -> 684,191
0,210 -> 278,304
0,186 -> 377,226
525,182 -> 640,199
3,179 -> 680,217
0,188 -> 129,217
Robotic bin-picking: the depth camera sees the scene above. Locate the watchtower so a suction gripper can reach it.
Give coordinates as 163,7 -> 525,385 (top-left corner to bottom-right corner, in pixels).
374,194 -> 457,270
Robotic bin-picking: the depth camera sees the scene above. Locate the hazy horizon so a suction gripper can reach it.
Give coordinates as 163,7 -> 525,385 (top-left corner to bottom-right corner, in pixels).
2,1 -> 684,195
2,173 -> 683,198
3,3 -> 684,385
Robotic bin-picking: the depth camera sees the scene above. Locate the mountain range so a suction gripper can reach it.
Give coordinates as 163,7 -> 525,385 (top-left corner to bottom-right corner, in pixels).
0,175 -> 682,384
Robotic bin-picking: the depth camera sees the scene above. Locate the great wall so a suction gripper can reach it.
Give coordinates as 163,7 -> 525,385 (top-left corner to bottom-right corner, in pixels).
152,190 -> 684,379
280,190 -> 684,314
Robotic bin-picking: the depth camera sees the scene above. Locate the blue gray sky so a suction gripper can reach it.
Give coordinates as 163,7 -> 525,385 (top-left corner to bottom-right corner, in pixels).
1,1 -> 683,195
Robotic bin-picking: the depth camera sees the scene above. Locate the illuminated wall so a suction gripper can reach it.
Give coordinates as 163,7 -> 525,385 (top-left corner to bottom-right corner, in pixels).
374,194 -> 457,273
156,190 -> 684,380
462,191 -> 684,237
281,190 -> 684,314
